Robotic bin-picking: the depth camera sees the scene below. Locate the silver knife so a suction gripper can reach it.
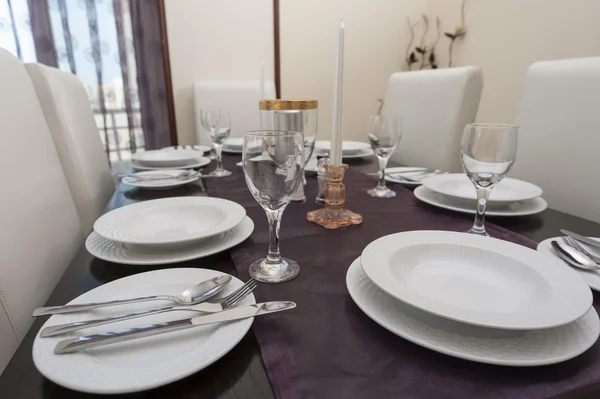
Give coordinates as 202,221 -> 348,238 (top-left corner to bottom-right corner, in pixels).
54,301 -> 296,354
560,230 -> 600,250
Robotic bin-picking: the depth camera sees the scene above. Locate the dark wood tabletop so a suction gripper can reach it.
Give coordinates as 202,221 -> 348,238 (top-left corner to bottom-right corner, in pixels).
1,154 -> 599,399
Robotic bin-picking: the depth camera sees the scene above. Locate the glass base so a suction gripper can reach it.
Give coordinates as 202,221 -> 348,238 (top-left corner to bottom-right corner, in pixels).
207,169 -> 232,177
249,257 -> 300,283
367,187 -> 396,198
467,227 -> 489,236
306,207 -> 363,229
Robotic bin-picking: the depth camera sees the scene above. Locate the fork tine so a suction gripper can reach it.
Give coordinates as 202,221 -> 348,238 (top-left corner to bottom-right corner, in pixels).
212,279 -> 254,304
226,282 -> 257,308
225,280 -> 257,306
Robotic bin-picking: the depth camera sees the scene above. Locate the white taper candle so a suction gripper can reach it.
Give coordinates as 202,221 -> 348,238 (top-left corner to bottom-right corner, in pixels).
330,19 -> 344,166
260,61 -> 265,100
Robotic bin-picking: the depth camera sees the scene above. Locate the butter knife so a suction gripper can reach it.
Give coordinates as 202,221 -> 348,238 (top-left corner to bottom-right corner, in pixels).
560,230 -> 600,250
54,301 -> 296,354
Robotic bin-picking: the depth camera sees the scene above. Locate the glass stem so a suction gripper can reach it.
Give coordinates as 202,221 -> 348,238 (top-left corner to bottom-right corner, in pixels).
377,156 -> 389,189
471,187 -> 491,234
214,143 -> 224,171
265,208 -> 284,264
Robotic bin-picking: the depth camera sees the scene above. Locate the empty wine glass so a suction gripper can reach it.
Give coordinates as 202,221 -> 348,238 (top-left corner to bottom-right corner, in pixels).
201,109 -> 231,176
367,114 -> 402,198
461,123 -> 518,236
242,130 -> 305,283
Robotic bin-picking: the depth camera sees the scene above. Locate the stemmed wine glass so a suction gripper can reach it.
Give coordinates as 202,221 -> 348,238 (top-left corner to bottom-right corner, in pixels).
461,123 -> 518,236
201,109 -> 231,176
242,130 -> 305,283
367,114 -> 402,198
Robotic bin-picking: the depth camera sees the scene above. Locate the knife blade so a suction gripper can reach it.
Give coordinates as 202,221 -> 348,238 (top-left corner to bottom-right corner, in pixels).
54,301 -> 296,354
560,230 -> 600,250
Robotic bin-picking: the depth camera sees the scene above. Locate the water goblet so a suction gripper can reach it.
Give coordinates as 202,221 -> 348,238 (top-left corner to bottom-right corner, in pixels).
367,114 -> 402,198
201,109 -> 231,176
242,130 -> 305,283
461,123 -> 519,236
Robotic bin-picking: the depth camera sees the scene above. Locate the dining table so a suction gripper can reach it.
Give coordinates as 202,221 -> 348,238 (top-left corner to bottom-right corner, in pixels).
1,153 -> 600,399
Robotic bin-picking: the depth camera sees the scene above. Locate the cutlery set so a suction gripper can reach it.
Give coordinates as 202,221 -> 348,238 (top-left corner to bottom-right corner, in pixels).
33,275 -> 295,354
549,230 -> 600,272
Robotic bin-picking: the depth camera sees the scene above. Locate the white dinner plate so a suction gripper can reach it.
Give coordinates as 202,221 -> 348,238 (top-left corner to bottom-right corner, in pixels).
361,230 -> 592,330
86,217 -> 254,265
414,186 -> 548,217
385,167 -> 431,187
131,157 -> 211,171
94,197 -> 246,246
314,148 -> 374,159
422,174 -> 543,206
122,170 -> 200,190
236,156 -> 319,174
33,268 -> 255,394
315,140 -> 370,155
538,236 -> 600,291
222,138 -> 244,152
132,149 -> 200,167
162,145 -> 211,153
347,258 -> 599,366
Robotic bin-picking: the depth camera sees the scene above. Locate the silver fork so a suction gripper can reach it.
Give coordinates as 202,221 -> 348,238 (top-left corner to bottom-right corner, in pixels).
562,236 -> 600,264
41,279 -> 257,337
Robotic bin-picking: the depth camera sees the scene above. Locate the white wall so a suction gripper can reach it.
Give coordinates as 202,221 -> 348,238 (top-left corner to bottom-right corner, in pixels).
424,0 -> 600,123
280,0 -> 424,142
164,0 -> 274,144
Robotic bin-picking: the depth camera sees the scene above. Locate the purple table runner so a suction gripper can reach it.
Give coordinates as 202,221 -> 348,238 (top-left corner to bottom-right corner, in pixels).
207,157 -> 600,399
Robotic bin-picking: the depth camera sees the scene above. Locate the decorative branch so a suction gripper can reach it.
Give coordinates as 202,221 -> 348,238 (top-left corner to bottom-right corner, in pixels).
376,99 -> 384,116
417,15 -> 429,70
405,17 -> 419,71
444,0 -> 468,68
428,17 -> 441,69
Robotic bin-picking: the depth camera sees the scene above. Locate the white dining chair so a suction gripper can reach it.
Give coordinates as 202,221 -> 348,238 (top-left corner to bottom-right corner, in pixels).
510,57 -> 600,222
193,80 -> 276,145
0,50 -> 83,373
384,67 -> 483,172
26,63 -> 114,234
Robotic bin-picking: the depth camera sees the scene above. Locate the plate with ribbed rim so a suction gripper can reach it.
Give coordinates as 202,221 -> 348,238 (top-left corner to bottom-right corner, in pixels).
538,236 -> 600,291
33,268 -> 255,394
414,186 -> 548,217
347,258 -> 599,366
94,197 -> 246,246
122,170 -> 200,190
87,217 -> 254,265
131,157 -> 210,171
132,149 -> 202,167
422,174 -> 543,206
314,140 -> 371,154
361,231 -> 592,330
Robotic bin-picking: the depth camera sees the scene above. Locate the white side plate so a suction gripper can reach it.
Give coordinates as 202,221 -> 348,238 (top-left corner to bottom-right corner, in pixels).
131,157 -> 211,171
538,237 -> 600,291
314,140 -> 371,154
414,186 -> 548,217
33,268 -> 255,394
122,170 -> 199,190
87,217 -> 254,265
361,230 -> 592,330
132,149 -> 200,167
347,258 -> 599,366
94,197 -> 246,246
422,174 -> 543,206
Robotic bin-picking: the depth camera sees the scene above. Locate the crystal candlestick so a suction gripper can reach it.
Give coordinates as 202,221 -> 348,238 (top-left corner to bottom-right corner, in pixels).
306,164 -> 362,229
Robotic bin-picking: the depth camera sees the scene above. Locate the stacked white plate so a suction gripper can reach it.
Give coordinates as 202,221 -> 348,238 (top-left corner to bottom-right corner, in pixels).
222,138 -> 244,154
131,149 -> 211,170
348,230 -> 598,366
414,173 -> 548,217
314,140 -> 374,159
86,197 -> 253,265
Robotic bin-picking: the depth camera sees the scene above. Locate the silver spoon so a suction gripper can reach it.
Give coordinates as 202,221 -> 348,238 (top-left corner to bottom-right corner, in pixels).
33,275 -> 232,316
551,240 -> 598,271
562,236 -> 600,264
124,170 -> 197,182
